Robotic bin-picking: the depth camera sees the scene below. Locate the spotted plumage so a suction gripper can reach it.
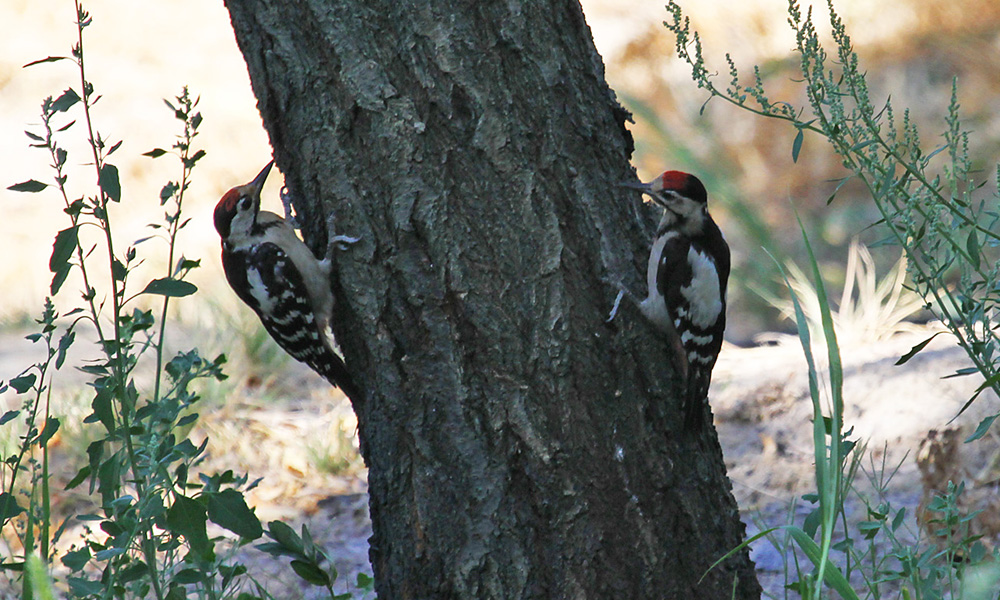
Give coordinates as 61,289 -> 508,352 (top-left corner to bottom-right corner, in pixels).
626,171 -> 729,430
214,161 -> 360,402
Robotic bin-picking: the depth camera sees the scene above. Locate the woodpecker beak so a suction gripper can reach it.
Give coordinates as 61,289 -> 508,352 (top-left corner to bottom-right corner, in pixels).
620,180 -> 654,195
251,160 -> 274,195
621,179 -> 672,208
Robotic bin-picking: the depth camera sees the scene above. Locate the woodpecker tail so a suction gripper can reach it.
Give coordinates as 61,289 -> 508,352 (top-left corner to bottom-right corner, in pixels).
312,355 -> 364,405
683,369 -> 712,431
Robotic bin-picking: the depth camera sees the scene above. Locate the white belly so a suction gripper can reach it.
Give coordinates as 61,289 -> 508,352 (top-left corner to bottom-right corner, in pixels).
681,246 -> 723,328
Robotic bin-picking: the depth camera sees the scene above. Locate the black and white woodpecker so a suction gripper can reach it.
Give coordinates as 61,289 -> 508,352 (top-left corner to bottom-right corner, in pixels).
213,161 -> 361,402
610,171 -> 730,430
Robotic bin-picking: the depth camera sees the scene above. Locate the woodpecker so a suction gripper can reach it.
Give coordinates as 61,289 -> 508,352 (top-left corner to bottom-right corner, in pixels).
610,171 -> 730,430
213,161 -> 361,402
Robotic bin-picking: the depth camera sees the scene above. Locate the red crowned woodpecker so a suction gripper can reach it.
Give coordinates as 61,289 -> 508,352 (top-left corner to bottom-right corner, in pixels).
610,171 -> 730,430
213,161 -> 361,401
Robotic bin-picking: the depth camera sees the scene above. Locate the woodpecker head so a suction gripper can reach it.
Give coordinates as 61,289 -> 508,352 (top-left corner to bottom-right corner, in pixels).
622,170 -> 710,235
214,161 -> 273,241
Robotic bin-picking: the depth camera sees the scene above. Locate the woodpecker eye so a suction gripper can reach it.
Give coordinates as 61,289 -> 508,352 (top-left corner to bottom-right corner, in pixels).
238,196 -> 252,211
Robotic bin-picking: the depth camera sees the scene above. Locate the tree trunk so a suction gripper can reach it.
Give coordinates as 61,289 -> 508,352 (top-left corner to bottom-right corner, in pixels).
224,1 -> 760,598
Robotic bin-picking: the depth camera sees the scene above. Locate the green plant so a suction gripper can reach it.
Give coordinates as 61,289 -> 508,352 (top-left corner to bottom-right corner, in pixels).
665,0 -> 1000,437
3,4 -> 375,598
2,3 -> 267,598
713,223 -> 1000,599
256,521 -> 366,600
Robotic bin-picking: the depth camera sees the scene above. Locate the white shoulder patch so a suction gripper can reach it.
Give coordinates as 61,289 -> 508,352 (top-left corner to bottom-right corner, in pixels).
246,266 -> 277,314
681,247 -> 722,328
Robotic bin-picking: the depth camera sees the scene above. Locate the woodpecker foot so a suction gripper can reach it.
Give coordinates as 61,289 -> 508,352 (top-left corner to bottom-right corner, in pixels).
323,210 -> 360,261
279,186 -> 303,229
605,278 -> 640,323
330,234 -> 361,249
608,290 -> 627,322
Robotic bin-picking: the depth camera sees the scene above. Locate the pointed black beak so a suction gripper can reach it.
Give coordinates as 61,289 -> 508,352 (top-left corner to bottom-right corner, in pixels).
620,179 -> 673,210
619,180 -> 653,194
251,160 -> 274,195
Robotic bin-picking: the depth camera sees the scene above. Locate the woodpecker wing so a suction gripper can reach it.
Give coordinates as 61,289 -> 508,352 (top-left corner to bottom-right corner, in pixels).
656,227 -> 729,429
221,241 -> 361,401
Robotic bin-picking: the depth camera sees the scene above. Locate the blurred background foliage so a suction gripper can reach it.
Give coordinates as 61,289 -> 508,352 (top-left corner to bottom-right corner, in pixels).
2,0 -> 999,344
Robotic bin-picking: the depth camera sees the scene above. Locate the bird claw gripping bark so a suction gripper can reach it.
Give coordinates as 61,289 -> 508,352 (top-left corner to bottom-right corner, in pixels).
322,208 -> 360,263
280,185 -> 361,261
605,276 -> 640,323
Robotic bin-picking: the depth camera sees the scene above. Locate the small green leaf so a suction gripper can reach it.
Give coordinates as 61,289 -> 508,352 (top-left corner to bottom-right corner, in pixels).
8,180 -> 48,193
891,507 -> 906,532
207,489 -> 263,540
37,417 -> 60,446
89,387 -> 115,432
51,88 -> 81,113
94,547 -> 126,561
0,492 -> 25,521
23,56 -> 69,68
895,332 -> 945,365
61,547 -> 91,572
255,541 -> 299,559
966,229 -> 981,269
10,374 -> 36,393
792,128 -> 804,163
160,181 -> 179,204
141,277 -> 197,298
50,226 -> 78,273
56,330 -> 75,369
68,577 -> 104,596
172,568 -> 206,584
99,163 -> 121,202
857,521 -> 880,540
966,414 -> 999,442
143,148 -> 167,158
49,225 -> 77,294
51,265 -> 71,295
184,149 -> 207,169
266,521 -> 304,554
290,559 -> 330,587
943,367 -> 979,379
357,572 -> 374,590
0,410 -> 19,426
166,494 -> 212,559
64,465 -> 90,490
176,258 -> 201,273
118,561 -> 148,584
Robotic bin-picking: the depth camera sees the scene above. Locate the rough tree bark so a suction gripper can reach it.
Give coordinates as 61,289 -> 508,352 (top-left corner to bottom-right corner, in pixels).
225,1 -> 760,598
